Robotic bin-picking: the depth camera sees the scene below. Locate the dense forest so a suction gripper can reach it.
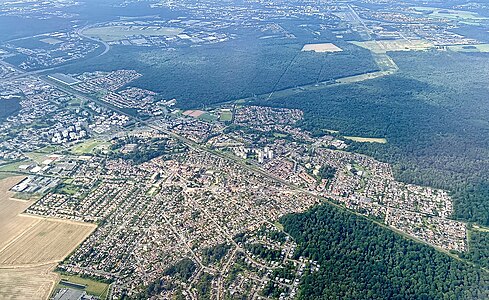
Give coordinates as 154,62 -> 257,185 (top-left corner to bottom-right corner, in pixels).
254,50 -> 489,228
280,204 -> 489,299
56,37 -> 378,109
0,99 -> 20,121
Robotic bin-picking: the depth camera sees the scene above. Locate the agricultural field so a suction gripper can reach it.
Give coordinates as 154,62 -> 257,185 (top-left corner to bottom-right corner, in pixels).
0,219 -> 95,266
350,39 -> 433,54
343,136 -> 387,144
0,263 -> 58,300
182,110 -> 206,118
83,25 -> 184,42
0,176 -> 96,299
301,43 -> 343,53
448,44 -> 489,53
0,176 -> 37,250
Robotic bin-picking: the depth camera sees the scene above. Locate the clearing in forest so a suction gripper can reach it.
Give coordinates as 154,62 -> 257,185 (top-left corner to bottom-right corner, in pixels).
343,136 -> 387,144
350,39 -> 433,54
301,43 -> 343,53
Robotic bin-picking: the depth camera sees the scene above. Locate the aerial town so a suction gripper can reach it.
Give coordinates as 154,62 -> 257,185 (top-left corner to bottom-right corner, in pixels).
0,68 -> 468,298
0,0 -> 488,298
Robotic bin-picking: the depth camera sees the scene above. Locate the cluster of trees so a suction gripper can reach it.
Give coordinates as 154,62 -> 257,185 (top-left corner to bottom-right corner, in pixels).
0,99 -> 20,121
280,204 -> 489,299
318,165 -> 336,180
201,243 -> 231,265
163,258 -> 196,281
109,136 -> 177,164
460,228 -> 489,269
245,243 -> 282,261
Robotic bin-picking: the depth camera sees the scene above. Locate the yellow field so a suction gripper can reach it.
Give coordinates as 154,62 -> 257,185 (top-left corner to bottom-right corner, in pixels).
0,177 -> 38,250
0,263 -> 58,299
302,43 -> 343,53
350,39 -> 433,54
0,219 -> 95,266
343,136 -> 387,144
84,25 -> 184,42
0,177 -> 96,299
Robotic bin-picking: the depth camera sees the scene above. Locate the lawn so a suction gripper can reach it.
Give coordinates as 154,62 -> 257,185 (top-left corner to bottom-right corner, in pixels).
219,110 -> 233,122
70,139 -> 109,155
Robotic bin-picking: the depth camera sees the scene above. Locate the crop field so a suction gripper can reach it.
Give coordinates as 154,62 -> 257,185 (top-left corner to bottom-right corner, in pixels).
448,44 -> 489,53
0,177 -> 96,298
0,263 -> 58,300
0,177 -> 38,249
343,136 -> 387,144
0,219 -> 95,266
350,40 -> 433,54
84,25 -> 184,42
301,43 -> 343,53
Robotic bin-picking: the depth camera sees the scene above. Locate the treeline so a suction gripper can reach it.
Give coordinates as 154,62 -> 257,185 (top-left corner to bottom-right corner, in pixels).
280,204 -> 489,299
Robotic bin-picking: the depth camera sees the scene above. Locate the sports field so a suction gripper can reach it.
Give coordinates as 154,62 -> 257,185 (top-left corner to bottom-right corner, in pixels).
40,38 -> 63,45
219,110 -> 233,122
84,25 -> 184,42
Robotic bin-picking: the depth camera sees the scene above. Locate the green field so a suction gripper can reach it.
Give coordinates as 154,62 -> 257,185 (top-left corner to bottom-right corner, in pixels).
57,274 -> 110,299
0,160 -> 30,173
84,25 -> 184,42
198,112 -> 218,122
70,139 -> 109,155
219,110 -> 233,122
